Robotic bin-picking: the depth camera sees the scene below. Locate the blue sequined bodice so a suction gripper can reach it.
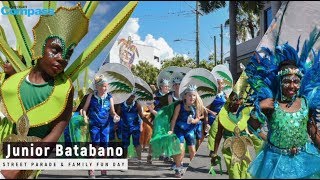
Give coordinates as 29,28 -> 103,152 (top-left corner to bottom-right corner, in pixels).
88,93 -> 112,125
121,101 -> 140,130
154,90 -> 168,111
175,102 -> 196,131
269,97 -> 309,148
210,93 -> 227,113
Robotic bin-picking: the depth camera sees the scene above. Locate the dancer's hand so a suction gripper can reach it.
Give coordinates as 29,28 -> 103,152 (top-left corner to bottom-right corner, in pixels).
168,131 -> 173,135
210,154 -> 221,166
205,124 -> 211,133
113,115 -> 120,123
187,115 -> 193,124
80,109 -> 84,116
259,98 -> 274,109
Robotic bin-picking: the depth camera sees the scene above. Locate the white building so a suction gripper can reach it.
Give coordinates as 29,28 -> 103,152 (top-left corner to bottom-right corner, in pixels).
108,37 -> 162,69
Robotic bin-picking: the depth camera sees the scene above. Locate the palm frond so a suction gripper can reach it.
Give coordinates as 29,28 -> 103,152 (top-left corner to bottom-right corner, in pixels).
190,75 -> 217,91
110,89 -> 132,94
106,71 -> 132,87
135,83 -> 152,96
109,82 -> 133,93
216,70 -> 233,84
200,93 -> 216,99
197,86 -> 216,94
135,91 -> 153,100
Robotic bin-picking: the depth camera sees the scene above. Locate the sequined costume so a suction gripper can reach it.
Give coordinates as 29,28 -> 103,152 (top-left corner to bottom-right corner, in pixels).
216,106 -> 255,179
248,97 -> 320,178
88,92 -> 112,147
208,92 -> 227,126
120,101 -> 142,148
245,33 -> 320,178
174,101 -> 197,146
154,90 -> 169,112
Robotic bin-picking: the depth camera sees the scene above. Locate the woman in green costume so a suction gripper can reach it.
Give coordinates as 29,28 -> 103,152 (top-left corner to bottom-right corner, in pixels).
209,75 -> 264,179
0,5 -> 89,179
0,1 -> 138,179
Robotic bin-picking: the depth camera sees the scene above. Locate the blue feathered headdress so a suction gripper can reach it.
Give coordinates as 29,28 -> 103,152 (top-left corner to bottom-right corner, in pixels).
245,27 -> 320,123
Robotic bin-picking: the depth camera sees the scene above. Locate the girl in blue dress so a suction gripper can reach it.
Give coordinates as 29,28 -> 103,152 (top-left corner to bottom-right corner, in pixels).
169,84 -> 205,178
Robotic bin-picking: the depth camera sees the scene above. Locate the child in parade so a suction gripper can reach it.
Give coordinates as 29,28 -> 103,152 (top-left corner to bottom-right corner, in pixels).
117,93 -> 153,164
169,84 -> 205,178
81,75 -> 120,178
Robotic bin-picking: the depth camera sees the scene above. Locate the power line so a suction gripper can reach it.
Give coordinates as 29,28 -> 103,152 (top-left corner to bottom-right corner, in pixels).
199,39 -> 212,54
184,1 -> 195,12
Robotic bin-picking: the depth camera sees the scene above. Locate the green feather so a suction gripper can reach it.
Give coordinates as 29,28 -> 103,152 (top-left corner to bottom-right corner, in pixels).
216,71 -> 233,84
191,75 -> 217,91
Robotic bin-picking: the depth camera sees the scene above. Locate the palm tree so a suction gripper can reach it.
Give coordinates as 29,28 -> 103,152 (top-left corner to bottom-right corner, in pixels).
199,1 -> 264,81
228,1 -> 238,81
224,5 -> 260,42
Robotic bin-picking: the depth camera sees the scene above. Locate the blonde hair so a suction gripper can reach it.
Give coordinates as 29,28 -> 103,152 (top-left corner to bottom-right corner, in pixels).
184,91 -> 205,117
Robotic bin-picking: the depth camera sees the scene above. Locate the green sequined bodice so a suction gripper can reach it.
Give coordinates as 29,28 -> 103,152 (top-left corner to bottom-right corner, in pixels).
269,98 -> 309,148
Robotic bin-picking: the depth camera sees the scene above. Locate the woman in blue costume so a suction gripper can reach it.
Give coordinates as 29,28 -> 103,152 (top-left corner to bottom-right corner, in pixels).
169,84 -> 205,178
81,75 -> 120,178
246,42 -> 320,179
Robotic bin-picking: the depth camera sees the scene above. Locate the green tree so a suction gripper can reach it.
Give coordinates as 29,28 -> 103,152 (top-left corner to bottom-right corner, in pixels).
199,60 -> 215,71
161,55 -> 215,71
224,2 -> 263,43
161,55 -> 196,70
199,1 -> 264,81
131,60 -> 159,85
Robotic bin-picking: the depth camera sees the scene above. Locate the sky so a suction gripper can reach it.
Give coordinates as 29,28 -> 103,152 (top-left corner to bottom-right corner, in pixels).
125,1 -> 230,62
0,1 -> 230,85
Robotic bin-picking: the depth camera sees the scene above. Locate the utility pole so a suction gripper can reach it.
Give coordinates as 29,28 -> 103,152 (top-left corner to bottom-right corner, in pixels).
220,24 -> 223,64
214,36 -> 217,66
196,1 -> 200,67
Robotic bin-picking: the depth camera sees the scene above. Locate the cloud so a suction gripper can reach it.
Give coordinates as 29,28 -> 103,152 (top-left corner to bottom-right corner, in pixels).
95,2 -> 112,15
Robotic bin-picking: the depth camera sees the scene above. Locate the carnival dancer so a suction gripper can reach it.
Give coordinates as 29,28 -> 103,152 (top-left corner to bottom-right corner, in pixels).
206,79 -> 227,126
140,106 -> 153,152
207,65 -> 234,155
117,93 -> 153,164
147,68 -> 172,163
209,80 -> 256,179
246,41 -> 320,178
0,4 -> 90,178
81,75 -> 120,178
169,84 -> 205,178
132,76 -> 155,163
0,2 -> 138,179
